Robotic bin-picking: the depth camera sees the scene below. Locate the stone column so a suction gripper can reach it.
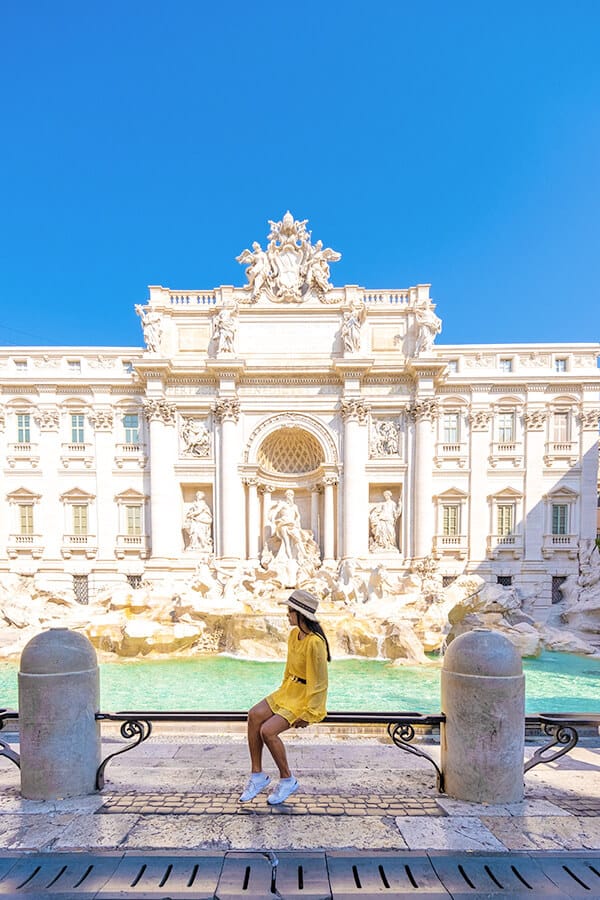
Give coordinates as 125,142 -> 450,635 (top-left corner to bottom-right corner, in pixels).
244,477 -> 260,562
143,399 -> 179,560
409,399 -> 437,560
467,407 -> 492,564
341,399 -> 369,559
33,406 -> 61,560
214,398 -> 243,561
310,486 -> 321,547
322,475 -> 337,564
523,408 -> 548,560
579,408 -> 600,539
89,407 -> 114,560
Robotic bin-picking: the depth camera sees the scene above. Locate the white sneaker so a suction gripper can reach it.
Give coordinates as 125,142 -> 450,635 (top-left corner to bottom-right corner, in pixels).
267,777 -> 299,805
239,773 -> 271,803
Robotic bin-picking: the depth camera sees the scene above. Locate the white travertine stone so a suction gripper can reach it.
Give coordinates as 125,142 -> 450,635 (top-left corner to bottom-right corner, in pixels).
441,628 -> 525,803
18,628 -> 100,800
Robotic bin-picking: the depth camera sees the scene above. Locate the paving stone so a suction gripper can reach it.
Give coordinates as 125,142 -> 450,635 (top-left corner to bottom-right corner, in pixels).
0,813 -> 78,851
396,815 -> 507,851
482,815 -> 600,851
51,813 -> 141,850
436,798 -> 574,817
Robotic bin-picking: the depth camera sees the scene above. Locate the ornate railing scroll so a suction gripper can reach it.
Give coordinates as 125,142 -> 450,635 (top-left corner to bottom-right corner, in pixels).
386,715 -> 445,793
0,709 -> 20,770
524,714 -> 600,774
95,715 -> 153,790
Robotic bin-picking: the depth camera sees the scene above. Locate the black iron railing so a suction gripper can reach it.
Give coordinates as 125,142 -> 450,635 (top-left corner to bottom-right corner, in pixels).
1,707 -> 599,796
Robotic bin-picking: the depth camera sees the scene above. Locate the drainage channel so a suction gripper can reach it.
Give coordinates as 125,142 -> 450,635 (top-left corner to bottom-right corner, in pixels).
0,851 -> 599,898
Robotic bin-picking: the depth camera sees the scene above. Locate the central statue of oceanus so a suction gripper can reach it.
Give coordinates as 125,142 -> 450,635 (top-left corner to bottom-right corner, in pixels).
236,211 -> 341,303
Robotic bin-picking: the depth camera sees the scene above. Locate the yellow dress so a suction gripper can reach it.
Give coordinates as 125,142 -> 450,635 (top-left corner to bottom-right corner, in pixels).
267,627 -> 328,725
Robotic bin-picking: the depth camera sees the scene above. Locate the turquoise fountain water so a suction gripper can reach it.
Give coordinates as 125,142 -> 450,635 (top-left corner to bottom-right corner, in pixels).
1,651 -> 599,713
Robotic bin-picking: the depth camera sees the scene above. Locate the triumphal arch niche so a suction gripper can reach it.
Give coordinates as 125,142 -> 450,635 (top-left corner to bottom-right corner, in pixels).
135,211 -> 445,586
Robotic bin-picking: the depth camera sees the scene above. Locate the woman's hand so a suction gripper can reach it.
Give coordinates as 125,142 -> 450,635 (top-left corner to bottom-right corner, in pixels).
292,718 -> 310,729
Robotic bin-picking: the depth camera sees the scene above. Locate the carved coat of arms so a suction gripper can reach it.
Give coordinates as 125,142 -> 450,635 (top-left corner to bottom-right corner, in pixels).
236,211 -> 341,303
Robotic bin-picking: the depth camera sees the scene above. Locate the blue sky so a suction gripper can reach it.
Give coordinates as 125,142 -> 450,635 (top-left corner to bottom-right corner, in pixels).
1,1 -> 599,349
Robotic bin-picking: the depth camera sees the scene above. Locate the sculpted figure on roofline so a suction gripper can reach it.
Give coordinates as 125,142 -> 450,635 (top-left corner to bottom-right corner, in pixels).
236,212 -> 341,304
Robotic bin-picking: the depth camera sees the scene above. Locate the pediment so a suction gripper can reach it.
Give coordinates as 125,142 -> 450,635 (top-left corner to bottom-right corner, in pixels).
434,487 -> 469,500
544,485 -> 579,500
60,487 -> 95,501
6,486 -> 41,502
114,488 -> 147,502
488,486 -> 523,500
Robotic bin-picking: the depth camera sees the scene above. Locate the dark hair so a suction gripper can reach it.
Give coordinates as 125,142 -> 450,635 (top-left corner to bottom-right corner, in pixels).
298,612 -> 331,662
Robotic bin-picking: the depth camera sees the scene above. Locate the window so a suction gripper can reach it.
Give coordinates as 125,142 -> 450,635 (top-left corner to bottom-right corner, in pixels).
553,412 -> 570,442
123,414 -> 139,444
443,413 -> 459,443
15,359 -> 28,371
499,358 -> 513,373
497,504 -> 514,536
552,504 -> 569,535
126,505 -> 142,536
555,358 -> 567,373
442,575 -> 457,587
497,575 -> 513,587
122,360 -> 134,374
68,360 -> 81,373
73,575 -> 89,605
552,575 -> 567,604
17,413 -> 30,443
71,414 -> 85,443
19,504 -> 34,535
72,504 -> 88,535
442,505 -> 460,536
447,359 -> 458,374
497,412 -> 515,443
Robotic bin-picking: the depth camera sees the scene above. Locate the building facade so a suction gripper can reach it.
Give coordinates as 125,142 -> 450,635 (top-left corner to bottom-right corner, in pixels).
1,213 -> 599,606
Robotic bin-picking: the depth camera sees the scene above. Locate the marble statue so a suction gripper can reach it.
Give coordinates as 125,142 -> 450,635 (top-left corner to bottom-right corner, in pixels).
237,212 -> 341,303
184,491 -> 213,552
135,305 -> 163,354
340,305 -> 366,353
414,300 -> 442,356
369,491 -> 402,552
270,489 -> 304,563
213,306 -> 237,354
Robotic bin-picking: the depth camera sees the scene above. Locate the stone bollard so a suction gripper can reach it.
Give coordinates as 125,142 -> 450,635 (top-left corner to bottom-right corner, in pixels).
441,628 -> 525,803
19,628 -> 101,799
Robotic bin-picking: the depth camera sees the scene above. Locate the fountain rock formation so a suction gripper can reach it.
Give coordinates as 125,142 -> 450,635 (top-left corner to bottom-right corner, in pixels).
0,551 -> 599,662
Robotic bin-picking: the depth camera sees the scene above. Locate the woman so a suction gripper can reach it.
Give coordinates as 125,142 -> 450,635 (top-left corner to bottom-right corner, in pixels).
240,589 -> 330,805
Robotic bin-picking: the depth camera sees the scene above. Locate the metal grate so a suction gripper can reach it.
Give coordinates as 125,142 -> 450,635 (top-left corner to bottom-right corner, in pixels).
552,574 -> 567,604
127,574 -> 143,589
327,853 -> 447,897
73,574 -> 89,605
0,851 -> 599,897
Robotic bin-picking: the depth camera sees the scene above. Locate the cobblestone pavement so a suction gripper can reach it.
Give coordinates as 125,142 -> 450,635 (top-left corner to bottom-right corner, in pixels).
0,729 -> 599,853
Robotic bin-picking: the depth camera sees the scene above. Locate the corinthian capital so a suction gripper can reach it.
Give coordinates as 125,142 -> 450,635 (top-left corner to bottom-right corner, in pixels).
88,408 -> 114,431
340,398 -> 369,424
408,399 -> 438,423
579,408 -> 600,430
33,406 -> 60,431
523,409 -> 548,431
143,398 -> 177,426
213,398 -> 240,423
468,409 -> 492,431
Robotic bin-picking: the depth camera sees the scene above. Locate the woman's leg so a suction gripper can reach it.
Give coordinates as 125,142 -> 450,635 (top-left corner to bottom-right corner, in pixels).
247,700 -> 275,773
260,714 -> 292,778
